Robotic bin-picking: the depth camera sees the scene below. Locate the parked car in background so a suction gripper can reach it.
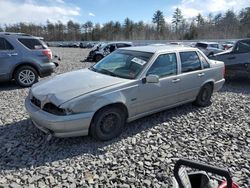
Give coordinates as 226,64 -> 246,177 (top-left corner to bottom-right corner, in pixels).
195,42 -> 224,56
68,42 -> 80,48
58,42 -> 70,47
169,42 -> 183,45
210,39 -> 250,79
148,43 -> 166,46
80,42 -> 96,49
85,41 -> 133,62
222,41 -> 235,50
0,32 -> 57,87
25,45 -> 225,140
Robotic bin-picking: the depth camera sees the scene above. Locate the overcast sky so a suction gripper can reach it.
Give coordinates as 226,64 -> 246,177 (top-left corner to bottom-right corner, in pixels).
0,0 -> 249,25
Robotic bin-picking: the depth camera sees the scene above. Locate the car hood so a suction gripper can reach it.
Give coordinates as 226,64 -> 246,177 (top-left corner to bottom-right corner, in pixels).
213,49 -> 232,56
31,69 -> 127,106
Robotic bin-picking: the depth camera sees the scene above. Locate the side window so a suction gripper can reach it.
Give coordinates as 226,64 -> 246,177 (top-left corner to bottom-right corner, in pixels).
147,53 -> 177,78
104,45 -> 110,51
180,51 -> 201,73
18,38 -> 45,50
234,40 -> 250,54
0,38 -> 14,50
210,44 -> 219,48
197,51 -> 210,69
117,43 -> 131,48
5,39 -> 14,50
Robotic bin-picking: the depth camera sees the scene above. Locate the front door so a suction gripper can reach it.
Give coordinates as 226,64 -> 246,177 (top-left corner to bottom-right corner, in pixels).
136,53 -> 181,115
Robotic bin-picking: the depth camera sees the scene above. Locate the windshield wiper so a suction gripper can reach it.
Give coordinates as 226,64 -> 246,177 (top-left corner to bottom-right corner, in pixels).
89,66 -> 97,72
98,69 -> 118,77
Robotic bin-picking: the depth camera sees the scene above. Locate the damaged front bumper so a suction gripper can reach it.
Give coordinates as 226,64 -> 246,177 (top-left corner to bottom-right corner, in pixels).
25,98 -> 94,138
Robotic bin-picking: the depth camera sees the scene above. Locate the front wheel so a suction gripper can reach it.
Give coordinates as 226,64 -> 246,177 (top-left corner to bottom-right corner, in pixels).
14,66 -> 38,87
194,84 -> 213,107
90,107 -> 126,141
94,54 -> 103,62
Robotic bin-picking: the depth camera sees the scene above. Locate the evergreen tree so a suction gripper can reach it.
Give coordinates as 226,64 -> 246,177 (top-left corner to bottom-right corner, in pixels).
172,8 -> 183,33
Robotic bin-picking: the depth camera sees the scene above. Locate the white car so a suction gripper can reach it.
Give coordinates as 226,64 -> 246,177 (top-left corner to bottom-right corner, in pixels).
25,45 -> 225,140
195,42 -> 224,56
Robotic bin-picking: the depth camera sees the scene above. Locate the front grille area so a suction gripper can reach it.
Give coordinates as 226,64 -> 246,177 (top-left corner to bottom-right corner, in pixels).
31,97 -> 41,108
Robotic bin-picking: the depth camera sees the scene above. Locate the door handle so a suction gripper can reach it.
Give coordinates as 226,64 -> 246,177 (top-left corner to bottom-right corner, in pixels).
198,73 -> 205,77
228,56 -> 235,60
172,78 -> 180,83
7,53 -> 18,56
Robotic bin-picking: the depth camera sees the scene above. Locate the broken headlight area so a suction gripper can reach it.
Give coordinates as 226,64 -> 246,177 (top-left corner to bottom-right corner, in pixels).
30,96 -> 73,116
31,96 -> 41,108
43,103 -> 67,116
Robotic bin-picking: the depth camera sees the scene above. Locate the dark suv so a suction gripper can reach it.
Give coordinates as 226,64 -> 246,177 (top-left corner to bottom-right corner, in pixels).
210,39 -> 250,79
0,32 -> 56,87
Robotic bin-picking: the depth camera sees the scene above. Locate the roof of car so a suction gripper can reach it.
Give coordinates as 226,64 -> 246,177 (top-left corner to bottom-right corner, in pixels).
0,32 -> 43,39
121,45 -> 197,53
107,41 -> 133,45
197,41 -> 219,44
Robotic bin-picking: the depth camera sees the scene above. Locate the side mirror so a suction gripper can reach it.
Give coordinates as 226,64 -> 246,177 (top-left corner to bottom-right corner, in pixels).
146,74 -> 159,83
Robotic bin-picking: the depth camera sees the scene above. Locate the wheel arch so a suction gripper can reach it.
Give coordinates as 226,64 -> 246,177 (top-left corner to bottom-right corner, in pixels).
201,80 -> 214,91
94,53 -> 104,60
11,62 -> 40,79
89,102 -> 129,132
195,80 -> 214,100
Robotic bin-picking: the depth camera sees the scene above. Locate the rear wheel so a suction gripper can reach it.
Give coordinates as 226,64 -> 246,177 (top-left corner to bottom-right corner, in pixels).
90,107 -> 126,141
14,66 -> 38,87
94,54 -> 103,62
194,84 -> 213,107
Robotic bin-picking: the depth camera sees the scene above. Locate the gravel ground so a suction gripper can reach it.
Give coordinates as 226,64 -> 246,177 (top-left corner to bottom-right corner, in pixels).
0,47 -> 249,188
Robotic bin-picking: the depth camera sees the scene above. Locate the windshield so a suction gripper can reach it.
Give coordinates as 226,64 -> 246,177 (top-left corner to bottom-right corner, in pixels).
90,50 -> 153,79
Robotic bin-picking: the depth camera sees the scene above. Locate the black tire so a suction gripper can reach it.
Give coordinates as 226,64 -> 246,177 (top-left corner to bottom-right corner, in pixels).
194,84 -> 213,107
90,107 -> 126,141
94,54 -> 103,62
14,66 -> 38,87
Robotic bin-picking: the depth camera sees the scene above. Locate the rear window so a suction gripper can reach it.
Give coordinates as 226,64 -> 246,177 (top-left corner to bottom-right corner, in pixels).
18,38 -> 47,50
195,43 -> 208,48
209,44 -> 219,48
180,51 -> 202,73
197,51 -> 210,69
0,38 -> 14,50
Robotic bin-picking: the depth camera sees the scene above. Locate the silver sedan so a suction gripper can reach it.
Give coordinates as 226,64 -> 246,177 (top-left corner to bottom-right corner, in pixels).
25,45 -> 225,140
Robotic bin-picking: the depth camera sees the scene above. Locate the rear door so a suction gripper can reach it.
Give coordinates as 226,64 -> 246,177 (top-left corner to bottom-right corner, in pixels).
178,51 -> 204,102
0,37 -> 19,80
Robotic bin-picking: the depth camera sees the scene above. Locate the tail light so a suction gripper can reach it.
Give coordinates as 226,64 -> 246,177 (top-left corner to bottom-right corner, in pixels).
42,49 -> 52,60
218,180 -> 239,188
223,64 -> 226,78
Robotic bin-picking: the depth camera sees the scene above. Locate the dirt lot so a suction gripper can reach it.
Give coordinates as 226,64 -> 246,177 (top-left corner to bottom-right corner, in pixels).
0,47 -> 249,187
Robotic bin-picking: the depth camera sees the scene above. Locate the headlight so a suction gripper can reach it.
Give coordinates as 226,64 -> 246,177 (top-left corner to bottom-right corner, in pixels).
64,108 -> 74,115
43,103 -> 66,116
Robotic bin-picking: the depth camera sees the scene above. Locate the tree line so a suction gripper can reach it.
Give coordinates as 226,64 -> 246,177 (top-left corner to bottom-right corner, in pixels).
1,7 -> 250,41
